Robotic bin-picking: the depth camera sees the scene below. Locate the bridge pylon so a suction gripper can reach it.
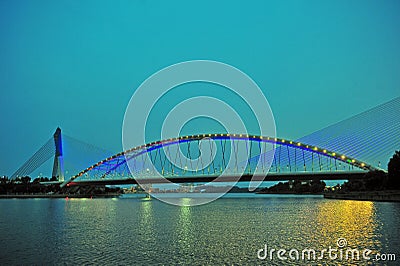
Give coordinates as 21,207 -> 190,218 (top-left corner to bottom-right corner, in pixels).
52,127 -> 64,182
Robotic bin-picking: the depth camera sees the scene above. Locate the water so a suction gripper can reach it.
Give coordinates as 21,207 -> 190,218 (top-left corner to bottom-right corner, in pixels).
0,194 -> 399,265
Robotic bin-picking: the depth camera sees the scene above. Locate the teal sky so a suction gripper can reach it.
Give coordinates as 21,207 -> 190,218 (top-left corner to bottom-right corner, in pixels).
1,0 -> 399,176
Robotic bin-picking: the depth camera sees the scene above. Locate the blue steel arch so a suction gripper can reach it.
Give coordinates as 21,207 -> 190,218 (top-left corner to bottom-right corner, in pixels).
67,134 -> 378,184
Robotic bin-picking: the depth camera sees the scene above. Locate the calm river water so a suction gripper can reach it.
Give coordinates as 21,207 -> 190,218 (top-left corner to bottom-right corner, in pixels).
0,194 -> 399,265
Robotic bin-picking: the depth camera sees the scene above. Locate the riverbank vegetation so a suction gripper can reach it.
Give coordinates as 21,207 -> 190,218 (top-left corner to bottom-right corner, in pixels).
0,176 -> 121,196
258,179 -> 326,194
329,150 -> 400,193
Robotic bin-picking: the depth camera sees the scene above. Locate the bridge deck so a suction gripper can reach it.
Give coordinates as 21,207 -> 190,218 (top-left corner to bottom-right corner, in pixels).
68,171 -> 366,186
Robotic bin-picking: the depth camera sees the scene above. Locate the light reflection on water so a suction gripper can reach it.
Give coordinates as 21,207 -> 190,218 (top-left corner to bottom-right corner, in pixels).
0,195 -> 398,265
315,200 -> 380,250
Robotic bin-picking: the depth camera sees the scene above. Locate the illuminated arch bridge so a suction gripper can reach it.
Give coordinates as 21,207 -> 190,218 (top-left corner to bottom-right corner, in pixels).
65,133 -> 378,186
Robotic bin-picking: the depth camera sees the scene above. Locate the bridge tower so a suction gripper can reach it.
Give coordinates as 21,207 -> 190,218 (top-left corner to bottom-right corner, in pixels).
52,127 -> 64,182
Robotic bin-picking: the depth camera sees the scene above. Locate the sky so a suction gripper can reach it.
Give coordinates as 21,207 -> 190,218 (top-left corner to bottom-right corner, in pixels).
0,0 -> 399,176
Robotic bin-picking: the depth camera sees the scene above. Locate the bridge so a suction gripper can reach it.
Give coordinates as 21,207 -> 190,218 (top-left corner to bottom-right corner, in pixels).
9,97 -> 400,187
66,133 -> 374,186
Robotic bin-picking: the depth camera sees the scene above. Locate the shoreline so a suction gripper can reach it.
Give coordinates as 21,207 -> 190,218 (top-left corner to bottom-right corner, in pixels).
324,191 -> 400,202
3,192 -> 400,202
256,191 -> 323,195
0,193 -> 121,199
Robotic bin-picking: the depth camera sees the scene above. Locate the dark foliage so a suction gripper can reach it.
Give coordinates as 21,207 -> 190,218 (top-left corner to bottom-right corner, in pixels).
388,150 -> 400,189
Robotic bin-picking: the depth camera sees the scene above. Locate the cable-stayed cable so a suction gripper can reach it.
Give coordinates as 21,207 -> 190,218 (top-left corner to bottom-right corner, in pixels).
10,138 -> 54,179
297,97 -> 400,169
61,135 -> 115,176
